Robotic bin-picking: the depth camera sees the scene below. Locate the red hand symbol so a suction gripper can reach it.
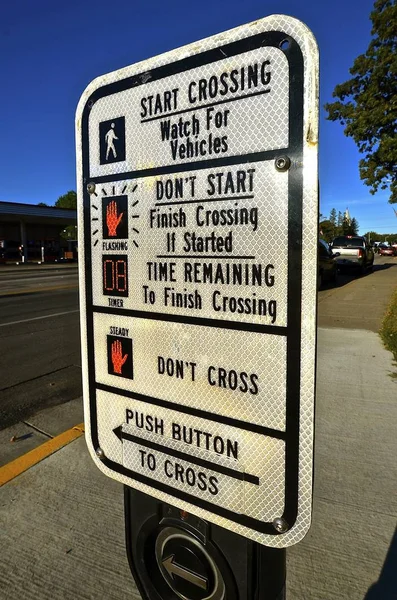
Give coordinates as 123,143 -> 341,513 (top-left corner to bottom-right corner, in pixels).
111,340 -> 128,374
106,201 -> 124,237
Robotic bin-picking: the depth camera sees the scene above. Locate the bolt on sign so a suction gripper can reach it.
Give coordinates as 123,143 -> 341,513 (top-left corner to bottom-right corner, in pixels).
76,14 -> 319,547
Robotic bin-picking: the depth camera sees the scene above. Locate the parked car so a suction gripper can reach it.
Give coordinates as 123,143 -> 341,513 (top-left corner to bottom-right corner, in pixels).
379,245 -> 397,256
318,239 -> 339,288
330,235 -> 374,274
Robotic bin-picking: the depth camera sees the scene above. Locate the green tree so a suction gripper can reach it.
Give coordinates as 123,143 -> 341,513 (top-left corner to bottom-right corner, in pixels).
55,190 -> 77,209
55,191 -> 77,240
341,215 -> 350,235
337,211 -> 344,235
61,225 -> 78,241
340,215 -> 359,236
324,0 -> 397,203
364,230 -> 381,242
329,208 -> 337,227
319,219 -> 335,242
349,217 -> 360,235
326,208 -> 339,239
37,202 -> 49,207
363,230 -> 397,242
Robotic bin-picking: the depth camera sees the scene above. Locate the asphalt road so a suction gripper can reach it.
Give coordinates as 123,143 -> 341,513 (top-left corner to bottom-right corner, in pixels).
318,253 -> 397,331
0,255 -> 396,431
0,266 -> 81,430
0,263 -> 78,296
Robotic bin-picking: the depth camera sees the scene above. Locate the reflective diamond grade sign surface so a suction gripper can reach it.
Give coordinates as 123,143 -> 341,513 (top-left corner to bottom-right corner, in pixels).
76,14 -> 319,548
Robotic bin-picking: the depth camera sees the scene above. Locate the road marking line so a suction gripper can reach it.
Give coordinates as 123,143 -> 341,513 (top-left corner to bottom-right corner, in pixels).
0,424 -> 85,486
0,275 -> 77,284
0,309 -> 79,327
0,283 -> 78,297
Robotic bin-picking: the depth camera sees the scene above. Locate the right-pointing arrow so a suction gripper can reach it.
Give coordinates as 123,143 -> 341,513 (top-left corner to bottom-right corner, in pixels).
163,554 -> 208,590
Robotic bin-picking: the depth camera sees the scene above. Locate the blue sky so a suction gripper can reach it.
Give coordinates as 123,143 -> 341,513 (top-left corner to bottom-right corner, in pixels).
1,0 -> 395,236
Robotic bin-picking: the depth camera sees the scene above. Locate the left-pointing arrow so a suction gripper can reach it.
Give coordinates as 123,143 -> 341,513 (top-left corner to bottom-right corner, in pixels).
113,425 -> 122,441
162,554 -> 208,590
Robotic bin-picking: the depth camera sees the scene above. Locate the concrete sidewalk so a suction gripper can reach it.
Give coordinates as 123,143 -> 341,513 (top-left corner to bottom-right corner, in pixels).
1,327 -> 396,599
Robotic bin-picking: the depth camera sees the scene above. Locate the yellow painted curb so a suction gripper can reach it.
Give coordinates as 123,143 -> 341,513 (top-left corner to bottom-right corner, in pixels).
0,423 -> 85,486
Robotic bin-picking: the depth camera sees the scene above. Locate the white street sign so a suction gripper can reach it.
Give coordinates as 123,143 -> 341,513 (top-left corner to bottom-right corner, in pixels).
76,14 -> 319,547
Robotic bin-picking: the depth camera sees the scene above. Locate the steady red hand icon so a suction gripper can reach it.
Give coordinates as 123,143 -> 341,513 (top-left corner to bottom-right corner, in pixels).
111,340 -> 128,374
106,201 -> 124,237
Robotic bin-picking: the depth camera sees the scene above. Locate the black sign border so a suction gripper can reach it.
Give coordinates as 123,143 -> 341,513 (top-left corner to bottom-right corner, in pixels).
81,30 -> 305,537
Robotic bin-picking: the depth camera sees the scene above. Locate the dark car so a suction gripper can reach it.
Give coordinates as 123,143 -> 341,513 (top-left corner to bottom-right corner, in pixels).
330,235 -> 374,274
318,239 -> 338,288
379,245 -> 397,256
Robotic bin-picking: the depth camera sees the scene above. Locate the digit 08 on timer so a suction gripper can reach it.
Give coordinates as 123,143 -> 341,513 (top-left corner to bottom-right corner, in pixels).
102,254 -> 129,297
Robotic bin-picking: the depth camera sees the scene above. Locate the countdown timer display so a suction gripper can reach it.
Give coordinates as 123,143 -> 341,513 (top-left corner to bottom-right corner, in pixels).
102,255 -> 129,297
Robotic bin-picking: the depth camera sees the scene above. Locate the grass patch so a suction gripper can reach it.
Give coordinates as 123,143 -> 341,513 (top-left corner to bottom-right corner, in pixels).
379,288 -> 397,370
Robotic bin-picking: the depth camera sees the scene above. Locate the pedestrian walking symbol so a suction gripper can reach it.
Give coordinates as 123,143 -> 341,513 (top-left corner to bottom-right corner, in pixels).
99,116 -> 126,164
106,124 -> 118,160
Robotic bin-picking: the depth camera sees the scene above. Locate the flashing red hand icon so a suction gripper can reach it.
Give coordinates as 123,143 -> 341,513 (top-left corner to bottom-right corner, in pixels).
111,340 -> 128,374
106,200 -> 124,237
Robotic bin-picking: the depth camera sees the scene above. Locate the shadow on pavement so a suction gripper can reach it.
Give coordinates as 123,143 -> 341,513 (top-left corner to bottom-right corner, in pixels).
364,526 -> 397,600
320,271 -> 359,291
372,263 -> 397,272
321,261 -> 397,292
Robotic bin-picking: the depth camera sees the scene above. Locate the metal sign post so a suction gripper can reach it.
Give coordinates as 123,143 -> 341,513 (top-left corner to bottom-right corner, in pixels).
76,13 -> 318,599
124,486 -> 287,599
